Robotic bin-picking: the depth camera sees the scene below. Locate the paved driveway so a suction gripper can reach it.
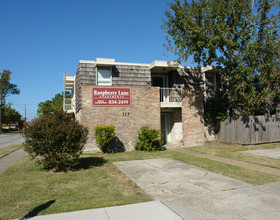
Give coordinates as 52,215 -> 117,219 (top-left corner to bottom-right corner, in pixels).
114,158 -> 280,220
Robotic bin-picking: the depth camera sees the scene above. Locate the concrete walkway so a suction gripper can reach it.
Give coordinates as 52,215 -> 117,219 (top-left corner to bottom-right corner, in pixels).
0,147 -> 27,174
22,201 -> 183,220
172,148 -> 280,177
114,158 -> 280,220
240,148 -> 280,159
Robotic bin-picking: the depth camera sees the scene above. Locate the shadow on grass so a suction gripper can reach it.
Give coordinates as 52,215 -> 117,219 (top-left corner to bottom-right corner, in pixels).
21,200 -> 55,219
74,157 -> 107,170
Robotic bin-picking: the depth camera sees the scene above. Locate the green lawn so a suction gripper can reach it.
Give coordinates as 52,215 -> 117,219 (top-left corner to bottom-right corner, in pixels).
0,146 -> 279,219
188,142 -> 280,169
0,144 -> 23,158
0,155 -> 151,220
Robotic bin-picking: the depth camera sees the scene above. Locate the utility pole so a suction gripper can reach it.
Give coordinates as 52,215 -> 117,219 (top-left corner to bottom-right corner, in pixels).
25,104 -> 26,121
63,72 -> 66,111
0,88 -> 2,134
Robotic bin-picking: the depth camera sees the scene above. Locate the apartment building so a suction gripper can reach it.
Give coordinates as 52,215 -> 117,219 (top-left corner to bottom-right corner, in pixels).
64,58 -> 217,152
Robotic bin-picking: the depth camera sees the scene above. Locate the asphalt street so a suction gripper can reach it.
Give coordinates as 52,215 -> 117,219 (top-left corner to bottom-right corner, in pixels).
0,133 -> 25,148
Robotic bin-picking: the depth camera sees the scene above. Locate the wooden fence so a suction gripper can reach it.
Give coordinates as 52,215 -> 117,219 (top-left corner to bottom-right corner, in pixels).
217,115 -> 280,144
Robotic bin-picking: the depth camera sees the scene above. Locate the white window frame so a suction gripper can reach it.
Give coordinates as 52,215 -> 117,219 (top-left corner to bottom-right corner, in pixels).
96,66 -> 112,86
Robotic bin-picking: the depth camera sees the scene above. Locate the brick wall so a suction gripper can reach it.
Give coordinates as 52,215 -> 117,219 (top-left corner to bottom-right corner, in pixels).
77,86 -> 160,152
182,88 -> 206,146
172,108 -> 183,143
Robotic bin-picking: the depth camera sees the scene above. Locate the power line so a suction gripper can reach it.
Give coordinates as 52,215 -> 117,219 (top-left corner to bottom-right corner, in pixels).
9,103 -> 38,106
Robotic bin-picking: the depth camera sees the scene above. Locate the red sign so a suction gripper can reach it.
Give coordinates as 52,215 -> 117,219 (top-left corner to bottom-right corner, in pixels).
92,87 -> 131,107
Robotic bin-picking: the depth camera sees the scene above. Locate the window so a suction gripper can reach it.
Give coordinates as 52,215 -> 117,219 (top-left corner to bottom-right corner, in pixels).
97,67 -> 112,85
204,72 -> 222,98
205,72 -> 215,89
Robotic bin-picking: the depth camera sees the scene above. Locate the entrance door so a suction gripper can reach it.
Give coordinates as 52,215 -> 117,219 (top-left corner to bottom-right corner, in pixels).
161,113 -> 171,143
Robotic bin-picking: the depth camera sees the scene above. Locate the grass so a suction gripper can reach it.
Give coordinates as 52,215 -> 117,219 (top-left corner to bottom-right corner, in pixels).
188,142 -> 280,169
0,145 -> 279,219
0,144 -> 23,158
0,155 -> 151,220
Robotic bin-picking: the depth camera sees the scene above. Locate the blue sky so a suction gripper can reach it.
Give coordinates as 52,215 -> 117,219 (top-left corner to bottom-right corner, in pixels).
1,0 -> 181,120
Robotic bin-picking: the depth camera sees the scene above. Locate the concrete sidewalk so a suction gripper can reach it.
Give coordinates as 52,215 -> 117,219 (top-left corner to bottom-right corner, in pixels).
0,148 -> 27,174
23,201 -> 183,220
240,148 -> 280,159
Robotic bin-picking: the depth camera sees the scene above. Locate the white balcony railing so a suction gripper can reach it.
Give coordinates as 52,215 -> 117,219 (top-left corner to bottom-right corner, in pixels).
160,88 -> 182,102
160,88 -> 182,107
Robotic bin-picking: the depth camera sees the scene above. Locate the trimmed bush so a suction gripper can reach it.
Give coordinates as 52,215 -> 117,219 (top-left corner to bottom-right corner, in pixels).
94,126 -> 115,153
135,126 -> 164,151
24,111 -> 88,171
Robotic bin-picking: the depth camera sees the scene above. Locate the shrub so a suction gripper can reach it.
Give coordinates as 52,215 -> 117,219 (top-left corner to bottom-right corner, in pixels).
24,111 -> 88,171
135,126 -> 164,151
94,126 -> 115,153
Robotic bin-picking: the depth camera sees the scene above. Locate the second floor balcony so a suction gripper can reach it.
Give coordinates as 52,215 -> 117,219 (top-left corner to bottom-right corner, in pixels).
160,88 -> 182,108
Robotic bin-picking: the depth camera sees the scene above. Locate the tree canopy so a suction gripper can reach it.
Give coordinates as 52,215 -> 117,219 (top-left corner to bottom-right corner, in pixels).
37,92 -> 70,115
1,105 -> 22,126
0,70 -> 20,104
163,0 -> 280,117
0,70 -> 20,132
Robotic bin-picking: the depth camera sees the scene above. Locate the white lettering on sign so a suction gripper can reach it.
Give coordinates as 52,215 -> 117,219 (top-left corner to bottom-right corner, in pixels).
94,90 -> 117,96
118,91 -> 129,96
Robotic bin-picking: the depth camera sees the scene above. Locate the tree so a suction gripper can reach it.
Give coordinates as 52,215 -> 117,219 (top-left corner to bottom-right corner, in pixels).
1,105 -> 22,126
37,92 -> 70,115
163,0 -> 280,117
0,70 -> 20,133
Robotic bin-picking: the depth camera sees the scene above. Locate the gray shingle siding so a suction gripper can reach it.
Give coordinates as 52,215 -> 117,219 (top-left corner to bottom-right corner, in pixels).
75,63 -> 96,113
169,68 -> 203,89
112,65 -> 151,86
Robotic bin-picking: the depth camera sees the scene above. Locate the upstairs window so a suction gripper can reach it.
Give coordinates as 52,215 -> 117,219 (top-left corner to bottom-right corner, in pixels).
205,72 -> 222,98
205,72 -> 215,88
97,67 -> 112,85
